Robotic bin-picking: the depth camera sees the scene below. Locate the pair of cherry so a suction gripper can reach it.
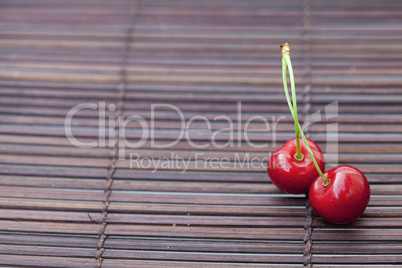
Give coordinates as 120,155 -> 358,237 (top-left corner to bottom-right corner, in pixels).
267,44 -> 370,224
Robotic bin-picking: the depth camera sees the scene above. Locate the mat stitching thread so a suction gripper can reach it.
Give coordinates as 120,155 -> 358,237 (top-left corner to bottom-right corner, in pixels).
94,1 -> 139,267
302,0 -> 313,266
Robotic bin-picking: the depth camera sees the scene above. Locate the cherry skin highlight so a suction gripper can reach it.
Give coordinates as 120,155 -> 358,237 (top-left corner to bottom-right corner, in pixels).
309,165 -> 370,224
268,138 -> 325,194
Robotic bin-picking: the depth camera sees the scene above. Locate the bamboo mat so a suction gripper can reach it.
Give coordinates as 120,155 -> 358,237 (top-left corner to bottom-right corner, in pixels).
0,0 -> 401,267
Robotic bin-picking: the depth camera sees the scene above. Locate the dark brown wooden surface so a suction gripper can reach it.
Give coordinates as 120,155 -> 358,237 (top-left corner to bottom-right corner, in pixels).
0,0 -> 401,267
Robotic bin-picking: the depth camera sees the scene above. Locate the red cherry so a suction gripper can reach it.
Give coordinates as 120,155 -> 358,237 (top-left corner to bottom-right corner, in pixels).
267,138 -> 325,194
309,165 -> 370,224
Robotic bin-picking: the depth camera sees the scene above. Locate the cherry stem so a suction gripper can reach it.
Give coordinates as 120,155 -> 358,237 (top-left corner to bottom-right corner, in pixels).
282,55 -> 303,161
281,43 -> 330,187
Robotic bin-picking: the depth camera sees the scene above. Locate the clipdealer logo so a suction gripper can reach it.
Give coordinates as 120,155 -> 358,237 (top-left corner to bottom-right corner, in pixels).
64,101 -> 338,172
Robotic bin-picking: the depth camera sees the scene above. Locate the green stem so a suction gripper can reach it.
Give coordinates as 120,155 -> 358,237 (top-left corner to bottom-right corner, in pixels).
284,55 -> 303,161
281,44 -> 330,186
296,121 -> 330,186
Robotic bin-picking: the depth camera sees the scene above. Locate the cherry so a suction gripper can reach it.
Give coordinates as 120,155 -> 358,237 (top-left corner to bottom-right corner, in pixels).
309,165 -> 370,224
272,42 -> 371,224
267,43 -> 327,194
268,137 -> 325,194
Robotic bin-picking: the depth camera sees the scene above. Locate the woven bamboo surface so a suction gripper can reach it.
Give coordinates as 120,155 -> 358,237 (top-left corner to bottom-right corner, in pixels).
0,0 -> 401,267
